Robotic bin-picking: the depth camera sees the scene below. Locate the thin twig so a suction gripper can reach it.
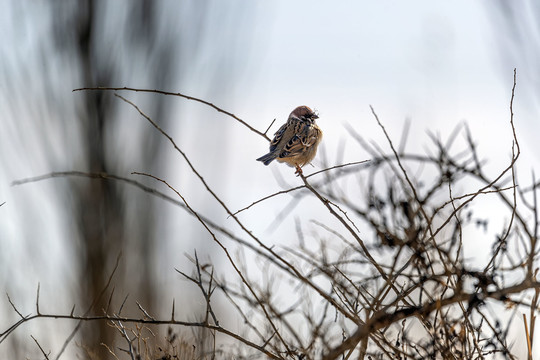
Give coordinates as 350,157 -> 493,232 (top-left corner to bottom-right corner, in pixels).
31,335 -> 50,360
72,87 -> 270,140
175,252 -> 219,326
6,293 -> 26,319
136,302 -> 156,321
305,160 -> 370,179
36,283 -> 41,315
233,160 -> 370,216
232,185 -> 305,216
523,314 -> 532,360
101,342 -> 121,360
114,320 -> 136,360
264,118 -> 276,136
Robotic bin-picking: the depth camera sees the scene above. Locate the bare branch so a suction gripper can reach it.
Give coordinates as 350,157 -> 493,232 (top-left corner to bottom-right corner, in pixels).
35,283 -> 40,315
264,118 -> 277,136
6,293 -> 27,320
31,335 -> 50,360
72,87 -> 270,140
2,311 -> 281,359
135,302 -> 155,321
305,160 -> 370,179
232,185 -> 305,216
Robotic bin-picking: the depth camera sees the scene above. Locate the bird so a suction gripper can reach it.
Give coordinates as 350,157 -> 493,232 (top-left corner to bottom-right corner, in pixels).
256,105 -> 322,175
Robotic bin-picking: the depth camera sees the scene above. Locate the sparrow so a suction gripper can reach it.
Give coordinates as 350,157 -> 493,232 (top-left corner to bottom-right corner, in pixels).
256,105 -> 322,174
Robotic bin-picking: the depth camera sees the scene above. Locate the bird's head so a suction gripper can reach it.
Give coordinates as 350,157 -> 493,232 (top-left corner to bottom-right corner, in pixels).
290,105 -> 319,124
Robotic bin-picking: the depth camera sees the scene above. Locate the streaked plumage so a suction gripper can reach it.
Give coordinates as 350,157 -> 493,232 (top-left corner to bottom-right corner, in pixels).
257,106 -> 322,173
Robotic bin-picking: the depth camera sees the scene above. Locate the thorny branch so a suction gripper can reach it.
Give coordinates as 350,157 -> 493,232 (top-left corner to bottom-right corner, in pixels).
1,310 -> 279,359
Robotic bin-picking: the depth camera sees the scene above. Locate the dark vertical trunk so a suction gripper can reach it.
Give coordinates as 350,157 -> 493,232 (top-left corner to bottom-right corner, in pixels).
72,1 -> 121,353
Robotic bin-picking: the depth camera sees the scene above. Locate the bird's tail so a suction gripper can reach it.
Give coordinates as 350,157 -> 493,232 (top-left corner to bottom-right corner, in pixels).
256,152 -> 278,166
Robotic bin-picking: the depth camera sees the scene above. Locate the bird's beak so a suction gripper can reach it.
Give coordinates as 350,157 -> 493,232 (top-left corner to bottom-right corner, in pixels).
312,113 -> 319,119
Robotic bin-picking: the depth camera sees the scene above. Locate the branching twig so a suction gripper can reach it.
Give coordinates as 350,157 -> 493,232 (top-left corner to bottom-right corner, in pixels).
175,252 -> 219,326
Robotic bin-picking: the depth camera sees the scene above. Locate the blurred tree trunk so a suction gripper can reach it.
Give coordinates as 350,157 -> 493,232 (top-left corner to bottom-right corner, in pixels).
51,1 -> 181,355
71,2 -> 120,352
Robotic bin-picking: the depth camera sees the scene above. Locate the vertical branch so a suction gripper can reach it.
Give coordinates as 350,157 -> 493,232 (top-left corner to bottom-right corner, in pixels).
523,314 -> 533,360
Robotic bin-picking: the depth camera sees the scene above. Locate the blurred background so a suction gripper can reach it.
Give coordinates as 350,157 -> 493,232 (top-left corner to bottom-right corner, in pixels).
1,0 -> 539,358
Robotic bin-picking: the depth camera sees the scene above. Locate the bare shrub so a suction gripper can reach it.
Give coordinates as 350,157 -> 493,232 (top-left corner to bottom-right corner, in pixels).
4,70 -> 539,359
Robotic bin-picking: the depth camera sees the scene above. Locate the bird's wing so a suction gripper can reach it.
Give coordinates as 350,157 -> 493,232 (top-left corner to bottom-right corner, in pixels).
280,126 -> 319,158
269,122 -> 289,152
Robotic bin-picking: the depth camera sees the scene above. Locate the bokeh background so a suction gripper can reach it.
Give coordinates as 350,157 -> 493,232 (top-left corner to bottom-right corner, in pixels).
1,1 -> 539,358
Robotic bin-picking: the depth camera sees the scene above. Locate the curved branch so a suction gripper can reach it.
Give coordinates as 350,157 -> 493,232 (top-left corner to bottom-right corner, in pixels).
72,87 -> 271,141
